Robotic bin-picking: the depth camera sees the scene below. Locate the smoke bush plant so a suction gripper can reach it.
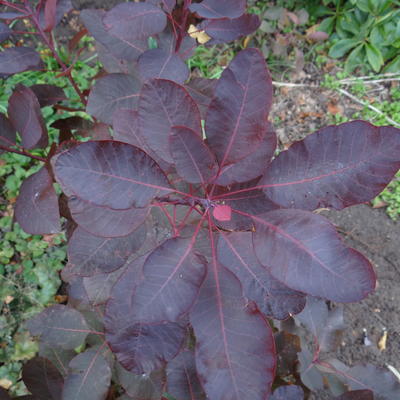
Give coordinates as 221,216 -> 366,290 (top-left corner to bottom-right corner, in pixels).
1,1 -> 400,399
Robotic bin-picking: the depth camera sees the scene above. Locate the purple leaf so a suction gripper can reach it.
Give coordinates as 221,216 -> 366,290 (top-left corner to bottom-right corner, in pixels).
0,388 -> 11,399
252,209 -> 376,302
62,348 -> 112,400
43,0 -> 58,32
67,224 -> 146,276
80,9 -> 148,62
86,74 -> 141,124
39,0 -> 73,31
334,390 -> 374,400
206,49 -> 273,168
217,232 -> 306,320
22,357 -> 63,400
105,256 -> 186,373
0,22 -> 11,43
0,12 -> 26,20
189,0 -> 246,19
68,196 -> 149,238
0,113 -> 16,153
166,349 -> 206,400
14,166 -> 61,235
203,14 -> 261,43
270,385 -> 304,400
260,121 -> 400,210
8,84 -> 48,149
170,126 -> 218,184
127,237 -> 207,323
138,49 -> 190,84
38,343 -> 75,377
27,305 -> 90,350
214,124 -> 277,185
52,141 -> 173,209
30,84 -> 66,107
190,265 -> 275,400
185,78 -> 216,119
138,79 -> 202,164
103,3 -> 167,40
0,47 -> 43,76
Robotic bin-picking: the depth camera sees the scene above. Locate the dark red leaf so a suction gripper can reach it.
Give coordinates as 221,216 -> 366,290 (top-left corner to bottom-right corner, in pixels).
38,343 -> 75,377
14,166 -> 61,235
0,389 -> 11,399
103,3 -> 167,40
0,22 -> 11,43
8,84 -> 48,149
203,14 -> 261,43
138,49 -> 190,84
105,256 -> 186,373
214,124 -> 277,186
52,141 -> 173,209
0,47 -> 43,76
30,84 -> 66,107
27,305 -> 90,350
260,121 -> 400,210
0,112 -> 16,153
80,9 -> 148,62
189,0 -> 246,19
67,224 -> 146,276
206,49 -> 273,168
86,74 -> 141,124
39,0 -> 72,30
270,385 -> 304,400
334,390 -> 374,400
170,126 -> 218,184
166,349 -> 206,400
68,196 -> 149,238
22,357 -> 63,400
190,265 -> 275,400
185,78 -> 216,119
44,0 -> 57,32
217,232 -> 305,319
63,348 -> 112,400
138,79 -> 202,164
252,209 -> 376,302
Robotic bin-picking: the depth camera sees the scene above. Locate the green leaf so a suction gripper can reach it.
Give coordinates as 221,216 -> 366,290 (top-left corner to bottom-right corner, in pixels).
329,39 -> 360,58
344,44 -> 365,74
365,42 -> 384,72
383,55 -> 400,73
319,16 -> 335,35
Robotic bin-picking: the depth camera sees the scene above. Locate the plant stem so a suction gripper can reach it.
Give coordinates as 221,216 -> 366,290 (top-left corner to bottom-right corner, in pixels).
0,144 -> 46,162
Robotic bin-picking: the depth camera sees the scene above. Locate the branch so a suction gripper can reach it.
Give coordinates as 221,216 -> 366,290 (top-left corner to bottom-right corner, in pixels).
0,144 -> 46,162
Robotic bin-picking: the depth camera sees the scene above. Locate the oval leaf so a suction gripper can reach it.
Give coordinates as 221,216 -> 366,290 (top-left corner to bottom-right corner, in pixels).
0,47 -> 43,76
260,121 -> 400,210
15,166 -> 61,235
190,265 -> 276,400
185,78 -> 216,119
53,141 -> 172,209
0,22 -> 11,43
253,209 -> 376,302
30,84 -> 66,107
189,0 -> 246,19
0,112 -> 16,153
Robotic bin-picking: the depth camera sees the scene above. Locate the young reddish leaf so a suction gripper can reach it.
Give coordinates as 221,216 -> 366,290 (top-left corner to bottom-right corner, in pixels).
27,305 -> 90,350
189,0 -> 246,19
43,0 -> 57,32
0,47 -> 43,76
214,126 -> 277,185
62,348 -> 112,400
22,357 -> 63,400
67,224 -> 146,276
126,237 -> 207,323
206,49 -> 273,168
8,84 -> 48,149
52,141 -> 173,209
252,209 -> 376,302
213,204 -> 232,221
218,232 -> 306,320
334,390 -> 373,400
80,9 -> 148,62
38,343 -> 75,377
185,78 -> 216,119
103,3 -> 167,41
190,265 -> 276,400
270,385 -> 304,400
138,79 -> 202,164
203,14 -> 261,43
105,256 -> 186,373
14,166 -> 61,235
166,349 -> 206,400
30,84 -> 67,107
86,74 -> 141,124
138,49 -> 190,84
0,22 -> 11,43
260,121 -> 400,210
68,196 -> 149,238
0,113 -> 16,153
170,126 -> 218,184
